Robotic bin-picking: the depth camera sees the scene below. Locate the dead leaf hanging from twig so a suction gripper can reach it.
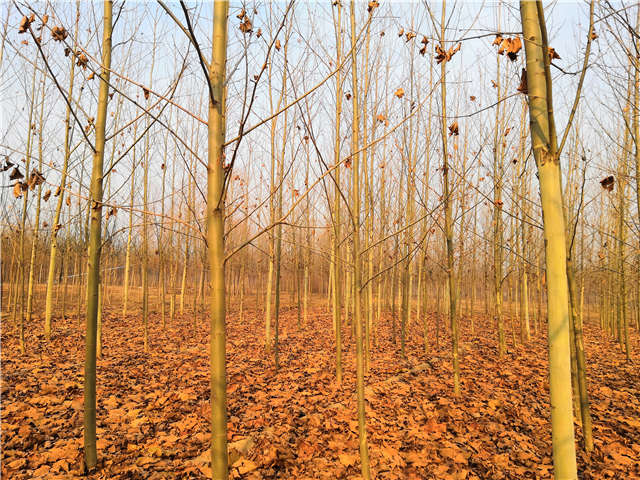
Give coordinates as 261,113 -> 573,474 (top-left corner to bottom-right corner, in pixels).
435,43 -> 461,64
51,26 -> 68,42
547,47 -> 561,61
9,167 -> 24,180
1,159 -> 13,172
18,15 -> 34,34
600,175 -> 614,192
13,182 -> 24,198
516,68 -> 528,94
28,170 -> 45,190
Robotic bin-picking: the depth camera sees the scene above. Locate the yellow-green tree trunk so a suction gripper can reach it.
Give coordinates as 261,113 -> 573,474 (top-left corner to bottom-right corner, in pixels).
207,2 -> 229,478
349,1 -> 371,476
438,0 -> 460,395
45,2 -> 79,337
519,2 -> 577,478
84,0 -> 112,470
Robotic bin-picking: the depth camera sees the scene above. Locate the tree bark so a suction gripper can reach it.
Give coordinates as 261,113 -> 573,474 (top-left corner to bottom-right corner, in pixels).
349,1 -> 371,476
207,1 -> 229,477
519,2 -> 578,477
84,0 -> 112,470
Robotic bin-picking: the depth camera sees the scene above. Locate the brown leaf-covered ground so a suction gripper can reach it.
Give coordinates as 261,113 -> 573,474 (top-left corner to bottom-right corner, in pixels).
2,290 -> 639,479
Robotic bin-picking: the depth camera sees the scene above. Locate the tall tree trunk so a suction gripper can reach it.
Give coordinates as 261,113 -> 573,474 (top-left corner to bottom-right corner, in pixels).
265,12 -> 289,350
159,137 -> 168,328
634,6 -> 640,336
45,0 -> 79,338
142,135 -> 150,352
15,59 -> 39,353
122,143 -> 136,318
349,1 -> 371,477
207,1 -> 229,477
26,75 -> 46,329
273,32 -> 289,369
332,0 -> 343,383
304,145 -> 310,328
84,0 -> 112,470
493,22 -> 506,357
142,34 -> 157,353
518,101 -> 531,342
519,2 -> 577,477
617,132 -> 629,360
438,0 -> 460,396
361,19 -> 373,369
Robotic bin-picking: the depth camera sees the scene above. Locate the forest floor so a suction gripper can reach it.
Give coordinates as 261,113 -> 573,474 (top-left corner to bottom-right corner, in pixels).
2,290 -> 639,480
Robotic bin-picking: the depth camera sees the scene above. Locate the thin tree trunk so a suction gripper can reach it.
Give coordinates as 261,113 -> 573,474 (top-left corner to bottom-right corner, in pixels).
16,58 -> 39,353
273,31 -> 289,369
122,123 -> 137,317
493,20 -> 506,357
45,1 -> 79,338
26,75 -> 46,329
83,0 -> 112,469
207,2 -> 229,477
634,7 -> 640,336
331,0 -> 343,383
438,0 -> 460,396
142,103 -> 151,352
349,1 -> 371,476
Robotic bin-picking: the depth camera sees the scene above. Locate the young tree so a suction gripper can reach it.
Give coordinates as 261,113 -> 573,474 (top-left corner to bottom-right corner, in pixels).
436,0 -> 460,396
44,0 -> 79,339
349,1 -> 371,477
331,0 -> 343,384
84,0 -> 113,470
207,2 -> 230,477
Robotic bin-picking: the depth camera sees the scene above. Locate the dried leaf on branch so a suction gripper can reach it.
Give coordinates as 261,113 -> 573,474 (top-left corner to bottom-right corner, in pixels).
51,26 -> 68,42
516,68 -> 528,94
435,42 -> 461,64
28,170 -> 45,190
76,53 -> 88,69
600,175 -> 614,192
13,182 -> 24,198
493,36 -> 522,61
9,167 -> 24,180
18,15 -> 35,34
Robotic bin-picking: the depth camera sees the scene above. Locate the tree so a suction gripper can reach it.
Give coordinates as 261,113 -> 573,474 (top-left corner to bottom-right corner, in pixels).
349,1 -> 371,477
519,2 -> 578,477
436,0 -> 460,396
207,1 -> 230,477
83,0 -> 113,470
44,0 -> 79,339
